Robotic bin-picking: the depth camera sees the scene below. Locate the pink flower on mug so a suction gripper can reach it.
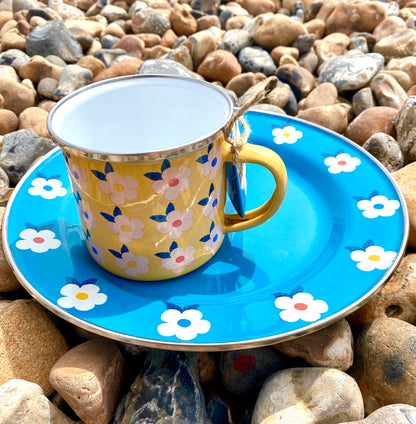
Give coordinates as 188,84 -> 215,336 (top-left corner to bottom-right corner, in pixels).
16,223 -> 61,253
198,183 -> 222,220
28,173 -> 67,199
66,156 -> 88,190
101,206 -> 144,244
91,162 -> 138,205
79,200 -> 97,230
197,143 -> 222,181
150,202 -> 193,240
200,222 -> 223,254
109,244 -> 149,278
323,150 -> 361,174
85,230 -> 105,263
155,241 -> 195,274
274,288 -> 328,322
145,159 -> 191,201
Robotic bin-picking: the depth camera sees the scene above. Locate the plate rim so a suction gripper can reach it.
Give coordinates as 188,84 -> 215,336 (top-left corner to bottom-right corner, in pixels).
2,111 -> 409,351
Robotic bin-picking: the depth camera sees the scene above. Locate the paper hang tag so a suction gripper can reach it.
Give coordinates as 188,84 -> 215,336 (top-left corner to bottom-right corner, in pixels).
226,121 -> 247,217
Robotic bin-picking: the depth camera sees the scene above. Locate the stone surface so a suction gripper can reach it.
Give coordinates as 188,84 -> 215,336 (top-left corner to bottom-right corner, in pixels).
217,347 -> 294,399
112,35 -> 145,59
219,29 -> 252,55
362,132 -> 404,172
26,19 -> 83,63
371,73 -> 408,110
395,96 -> 416,164
374,29 -> 416,60
318,53 -> 384,92
137,58 -> 192,76
277,64 -> 315,100
338,404 -> 416,424
18,55 -> 63,83
183,29 -> 216,69
392,163 -> 416,248
131,7 -> 171,36
253,13 -> 306,49
0,78 -> 36,115
225,72 -> 266,97
0,299 -> 69,396
301,82 -> 338,109
0,109 -> 18,136
238,46 -> 276,76
0,129 -> 55,185
352,87 -> 376,116
113,351 -> 208,424
0,379 -> 75,424
315,32 -> 350,64
197,49 -> 241,84
252,367 -> 364,424
351,318 -> 416,414
274,318 -> 354,371
297,104 -> 350,134
170,4 -> 197,37
18,107 -> 49,138
344,106 -> 398,146
373,15 -> 408,41
53,64 -> 93,100
50,339 -> 125,424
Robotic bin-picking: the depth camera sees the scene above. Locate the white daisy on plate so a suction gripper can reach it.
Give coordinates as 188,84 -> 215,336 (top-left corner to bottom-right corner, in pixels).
274,292 -> 328,322
356,194 -> 400,219
158,306 -> 210,340
350,244 -> 397,271
57,279 -> 107,311
272,125 -> 303,144
28,176 -> 67,199
16,225 -> 61,253
324,152 -> 361,174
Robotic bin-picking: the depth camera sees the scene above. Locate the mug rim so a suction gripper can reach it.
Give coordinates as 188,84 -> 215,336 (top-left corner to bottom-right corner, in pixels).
47,74 -> 235,163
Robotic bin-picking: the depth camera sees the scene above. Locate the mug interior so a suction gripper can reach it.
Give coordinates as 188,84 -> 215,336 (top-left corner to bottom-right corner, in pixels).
47,75 -> 233,156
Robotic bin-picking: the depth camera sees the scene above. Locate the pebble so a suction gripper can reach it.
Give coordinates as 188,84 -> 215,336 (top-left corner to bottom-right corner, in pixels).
0,49 -> 29,71
0,379 -> 75,424
392,162 -> 416,248
387,56 -> 416,85
18,106 -> 49,138
25,19 -> 83,63
266,81 -> 291,109
325,1 -> 386,35
225,72 -> 266,97
183,29 -> 216,69
197,49 -> 241,84
318,53 -> 384,92
218,29 -> 252,55
274,318 -> 354,371
252,367 -> 364,424
0,299 -> 68,396
351,318 -> 416,414
170,3 -> 197,37
53,64 -> 93,99
352,87 -> 376,116
75,55 -> 105,78
217,347 -> 294,399
276,64 -> 315,100
239,0 -> 275,16
112,35 -> 145,59
0,129 -> 55,185
137,57 -> 192,76
253,13 -> 306,49
301,81 -> 338,109
374,29 -> 416,60
131,7 -> 171,36
373,15 -> 407,41
344,106 -> 398,146
362,132 -> 404,172
112,351 -> 207,423
394,96 -> 416,164
0,109 -> 18,136
50,339 -> 125,424
371,72 -> 408,109
298,103 -> 350,134
315,32 -> 350,64
338,404 -> 416,424
100,4 -> 128,22
238,46 -> 276,76
0,78 -> 36,115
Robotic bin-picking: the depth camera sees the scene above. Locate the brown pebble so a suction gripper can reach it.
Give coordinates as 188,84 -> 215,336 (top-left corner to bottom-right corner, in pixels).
18,107 -> 49,138
344,107 -> 398,146
92,58 -> 143,82
0,31 -> 26,52
0,78 -> 36,115
239,0 -> 276,16
19,55 -> 63,83
76,56 -> 106,78
170,3 -> 197,36
225,72 -> 266,97
225,15 -> 251,30
302,82 -> 338,109
136,33 -> 161,48
270,46 -> 299,66
297,103 -> 350,134
196,15 -> 221,32
0,109 -> 18,136
112,34 -> 145,59
197,49 -> 242,84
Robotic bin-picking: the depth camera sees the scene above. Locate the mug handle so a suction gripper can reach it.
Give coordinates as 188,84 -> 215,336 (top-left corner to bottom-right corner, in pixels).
222,142 -> 287,233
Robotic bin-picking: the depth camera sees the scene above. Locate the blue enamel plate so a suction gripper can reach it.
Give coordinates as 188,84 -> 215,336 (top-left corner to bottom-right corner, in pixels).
2,111 -> 408,351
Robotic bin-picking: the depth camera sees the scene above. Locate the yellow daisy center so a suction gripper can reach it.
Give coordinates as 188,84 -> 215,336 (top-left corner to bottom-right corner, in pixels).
120,225 -> 131,232
76,292 -> 89,300
368,254 -> 381,262
128,261 -> 137,268
113,183 -> 124,192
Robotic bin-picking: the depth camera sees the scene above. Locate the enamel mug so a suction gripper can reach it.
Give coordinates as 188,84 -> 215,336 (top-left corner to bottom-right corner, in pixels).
47,75 -> 287,280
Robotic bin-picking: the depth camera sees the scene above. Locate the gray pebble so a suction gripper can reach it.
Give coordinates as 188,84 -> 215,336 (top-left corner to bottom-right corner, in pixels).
298,51 -> 318,73
0,49 -> 29,72
100,35 -> 120,49
26,20 -> 83,64
93,48 -> 126,67
364,132 -> 404,172
219,29 -> 253,55
352,87 -> 376,116
238,46 -> 276,76
394,96 -> 416,164
0,130 -> 55,185
37,77 -> 59,100
318,53 -> 384,92
206,397 -> 233,424
53,65 -> 93,100
137,58 -> 193,76
219,5 -> 250,29
293,33 -> 315,55
12,0 -> 40,12
192,0 -> 220,15
128,0 -> 147,18
45,55 -> 67,67
349,36 -> 369,53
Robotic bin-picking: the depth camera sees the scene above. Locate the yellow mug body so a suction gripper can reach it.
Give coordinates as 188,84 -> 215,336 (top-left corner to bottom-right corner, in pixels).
47,75 -> 287,281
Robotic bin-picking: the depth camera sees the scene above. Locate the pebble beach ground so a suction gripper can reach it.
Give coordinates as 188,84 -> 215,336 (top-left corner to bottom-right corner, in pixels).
2,0 -> 416,423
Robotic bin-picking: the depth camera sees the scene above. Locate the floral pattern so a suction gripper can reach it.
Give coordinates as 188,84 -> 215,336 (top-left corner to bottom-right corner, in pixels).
155,241 -> 195,274
198,183 -> 221,220
200,222 -> 223,253
79,199 -> 97,230
197,143 -> 222,181
145,159 -> 191,201
346,240 -> 397,271
158,303 -> 210,340
355,192 -> 400,219
109,244 -> 149,277
85,230 -> 105,263
150,202 -> 193,240
57,277 -> 107,311
91,162 -> 138,205
272,125 -> 303,144
274,290 -> 328,322
323,150 -> 361,174
16,223 -> 61,253
28,173 -> 67,199
65,155 -> 89,190
101,206 -> 144,244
